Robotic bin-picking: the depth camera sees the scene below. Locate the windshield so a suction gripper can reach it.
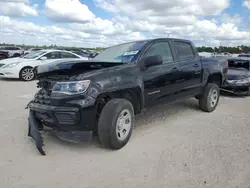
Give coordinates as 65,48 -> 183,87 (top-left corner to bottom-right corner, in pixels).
22,51 -> 46,59
93,41 -> 148,63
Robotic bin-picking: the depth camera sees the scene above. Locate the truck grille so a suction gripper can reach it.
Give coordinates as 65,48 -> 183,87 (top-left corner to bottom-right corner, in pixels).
0,64 -> 5,68
34,88 -> 51,105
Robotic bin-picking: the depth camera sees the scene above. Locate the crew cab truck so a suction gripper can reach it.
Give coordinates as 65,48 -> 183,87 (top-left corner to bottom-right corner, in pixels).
27,38 -> 228,155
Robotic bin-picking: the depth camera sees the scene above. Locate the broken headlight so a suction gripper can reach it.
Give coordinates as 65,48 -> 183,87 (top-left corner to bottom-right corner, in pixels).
227,78 -> 250,84
52,80 -> 90,95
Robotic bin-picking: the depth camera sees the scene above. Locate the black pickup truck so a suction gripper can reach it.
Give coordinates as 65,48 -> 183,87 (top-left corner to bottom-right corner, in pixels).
27,38 -> 228,155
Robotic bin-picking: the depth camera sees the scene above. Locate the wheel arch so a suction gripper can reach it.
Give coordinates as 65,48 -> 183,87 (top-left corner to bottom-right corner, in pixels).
13,53 -> 21,57
19,66 -> 34,80
207,73 -> 222,86
95,87 -> 143,116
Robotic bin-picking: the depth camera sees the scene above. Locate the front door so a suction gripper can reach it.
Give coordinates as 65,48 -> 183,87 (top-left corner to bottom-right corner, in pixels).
141,40 -> 182,106
39,51 -> 62,65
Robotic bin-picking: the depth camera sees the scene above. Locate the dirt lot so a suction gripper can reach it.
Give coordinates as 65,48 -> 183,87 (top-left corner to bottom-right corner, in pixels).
1,79 -> 250,188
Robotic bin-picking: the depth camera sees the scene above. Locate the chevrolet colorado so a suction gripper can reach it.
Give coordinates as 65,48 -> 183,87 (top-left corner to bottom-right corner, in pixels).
27,38 -> 228,155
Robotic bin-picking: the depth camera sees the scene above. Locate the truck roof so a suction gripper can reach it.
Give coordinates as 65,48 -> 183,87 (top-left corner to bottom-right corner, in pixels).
109,38 -> 193,49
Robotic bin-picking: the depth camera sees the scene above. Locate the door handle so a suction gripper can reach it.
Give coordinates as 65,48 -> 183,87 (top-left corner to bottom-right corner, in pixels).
193,64 -> 199,68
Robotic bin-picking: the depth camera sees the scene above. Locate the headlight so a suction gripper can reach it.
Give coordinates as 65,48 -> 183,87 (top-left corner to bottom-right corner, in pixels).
3,62 -> 20,68
236,78 -> 250,84
52,80 -> 90,95
227,78 -> 250,84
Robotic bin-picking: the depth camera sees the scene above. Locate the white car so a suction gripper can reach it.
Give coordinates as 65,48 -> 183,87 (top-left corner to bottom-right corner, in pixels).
0,46 -> 24,57
0,49 -> 88,81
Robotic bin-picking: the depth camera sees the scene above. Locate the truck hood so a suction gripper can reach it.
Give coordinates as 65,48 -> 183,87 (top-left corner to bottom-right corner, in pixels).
37,59 -> 122,76
227,68 -> 250,80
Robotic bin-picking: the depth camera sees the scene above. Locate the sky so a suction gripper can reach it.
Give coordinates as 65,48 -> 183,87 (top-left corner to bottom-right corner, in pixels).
0,0 -> 250,48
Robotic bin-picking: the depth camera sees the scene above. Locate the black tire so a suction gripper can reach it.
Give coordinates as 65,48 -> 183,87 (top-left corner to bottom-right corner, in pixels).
19,67 -> 35,81
13,53 -> 20,57
199,83 -> 220,112
98,99 -> 134,150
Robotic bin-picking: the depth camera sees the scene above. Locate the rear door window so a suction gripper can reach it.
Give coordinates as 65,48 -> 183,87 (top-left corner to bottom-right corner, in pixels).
174,41 -> 195,60
44,52 -> 61,59
61,52 -> 79,58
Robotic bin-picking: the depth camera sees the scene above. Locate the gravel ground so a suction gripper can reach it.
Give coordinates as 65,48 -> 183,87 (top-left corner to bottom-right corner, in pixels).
1,79 -> 250,188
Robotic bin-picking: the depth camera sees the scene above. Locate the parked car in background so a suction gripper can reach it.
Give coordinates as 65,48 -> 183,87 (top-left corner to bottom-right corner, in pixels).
198,52 -> 213,58
26,38 -> 228,155
67,50 -> 90,59
214,52 -> 233,58
0,46 -> 24,57
0,49 -> 88,81
237,54 -> 250,58
221,56 -> 250,96
24,48 -> 43,55
0,51 -> 9,60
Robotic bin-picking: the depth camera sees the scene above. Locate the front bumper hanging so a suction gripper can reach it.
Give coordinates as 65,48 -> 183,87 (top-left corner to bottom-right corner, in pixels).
27,103 -> 93,155
28,110 -> 46,155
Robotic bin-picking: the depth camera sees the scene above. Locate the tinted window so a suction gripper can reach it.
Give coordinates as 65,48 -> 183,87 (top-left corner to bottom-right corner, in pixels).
4,47 -> 20,50
144,41 -> 174,63
61,52 -> 79,58
44,52 -> 61,59
175,41 -> 194,60
32,48 -> 42,51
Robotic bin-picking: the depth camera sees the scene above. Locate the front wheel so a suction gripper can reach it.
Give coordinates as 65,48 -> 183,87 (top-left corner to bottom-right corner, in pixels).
19,67 -> 35,81
98,99 -> 134,149
199,83 -> 220,112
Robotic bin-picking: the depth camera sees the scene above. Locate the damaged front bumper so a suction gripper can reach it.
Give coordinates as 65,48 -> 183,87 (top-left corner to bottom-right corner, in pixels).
27,102 -> 94,155
28,110 -> 46,155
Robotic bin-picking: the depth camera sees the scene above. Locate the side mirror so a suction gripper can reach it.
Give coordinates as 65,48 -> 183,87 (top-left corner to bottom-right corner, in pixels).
40,56 -> 47,60
143,55 -> 163,68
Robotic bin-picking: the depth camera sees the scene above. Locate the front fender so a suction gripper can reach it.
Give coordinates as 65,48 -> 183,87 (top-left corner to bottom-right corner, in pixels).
86,65 -> 145,107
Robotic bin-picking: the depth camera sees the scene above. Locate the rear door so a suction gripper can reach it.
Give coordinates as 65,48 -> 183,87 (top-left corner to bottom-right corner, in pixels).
173,41 -> 202,95
141,40 -> 182,106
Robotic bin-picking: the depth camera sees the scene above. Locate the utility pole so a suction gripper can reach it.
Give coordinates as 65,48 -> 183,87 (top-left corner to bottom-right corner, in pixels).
219,41 -> 222,53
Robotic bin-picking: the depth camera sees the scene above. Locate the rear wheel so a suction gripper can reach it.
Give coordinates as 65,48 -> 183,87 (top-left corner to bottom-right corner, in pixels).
98,99 -> 134,149
199,83 -> 220,112
19,67 -> 35,81
13,53 -> 21,57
